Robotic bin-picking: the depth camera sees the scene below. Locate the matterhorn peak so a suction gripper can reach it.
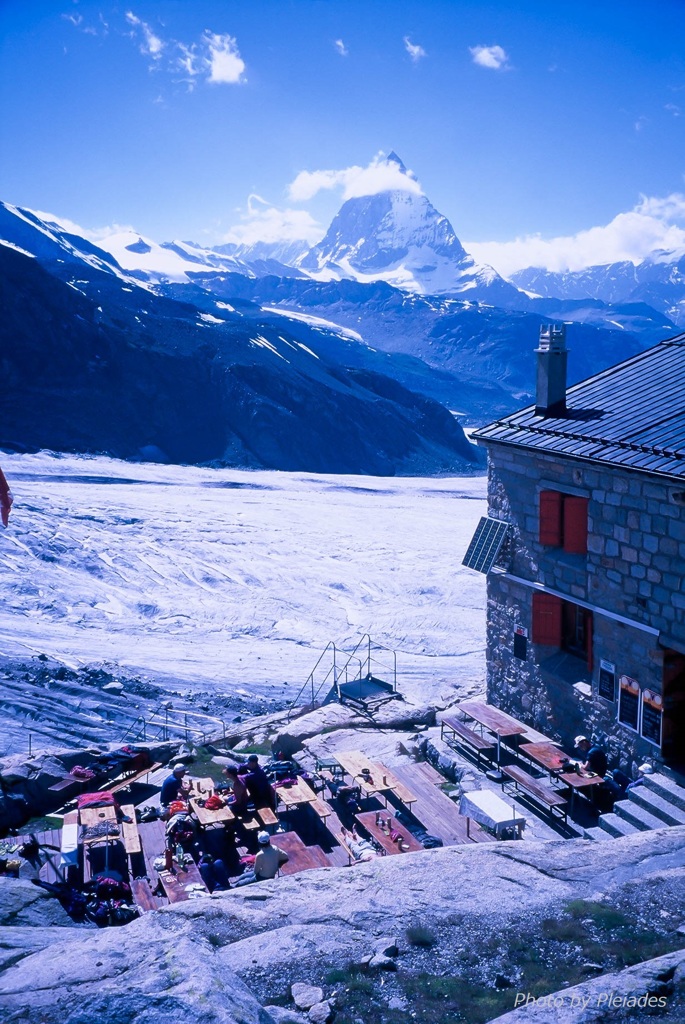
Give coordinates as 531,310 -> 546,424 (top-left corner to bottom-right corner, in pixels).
297,154 -> 516,298
385,151 -> 408,173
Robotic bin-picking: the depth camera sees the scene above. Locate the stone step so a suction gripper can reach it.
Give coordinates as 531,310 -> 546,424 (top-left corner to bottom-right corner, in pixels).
597,813 -> 641,838
614,799 -> 668,832
643,773 -> 685,813
628,787 -> 685,827
584,826 -> 614,841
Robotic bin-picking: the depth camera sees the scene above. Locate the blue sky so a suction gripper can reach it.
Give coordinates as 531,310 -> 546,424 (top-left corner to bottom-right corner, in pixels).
1,0 -> 685,273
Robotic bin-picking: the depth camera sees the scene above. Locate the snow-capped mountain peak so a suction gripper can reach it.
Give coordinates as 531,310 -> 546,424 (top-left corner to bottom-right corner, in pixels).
296,154 -> 512,297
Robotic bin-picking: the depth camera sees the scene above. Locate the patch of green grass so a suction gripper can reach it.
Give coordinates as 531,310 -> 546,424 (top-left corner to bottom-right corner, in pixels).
233,740 -> 273,757
401,974 -> 513,1024
406,925 -> 437,948
565,900 -> 630,930
541,918 -> 582,942
325,968 -> 351,985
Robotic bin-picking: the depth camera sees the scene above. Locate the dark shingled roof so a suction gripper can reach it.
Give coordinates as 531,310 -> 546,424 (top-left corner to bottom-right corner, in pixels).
473,331 -> 685,480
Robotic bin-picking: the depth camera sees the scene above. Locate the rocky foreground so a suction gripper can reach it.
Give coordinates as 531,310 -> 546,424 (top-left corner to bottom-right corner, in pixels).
1,827 -> 684,1024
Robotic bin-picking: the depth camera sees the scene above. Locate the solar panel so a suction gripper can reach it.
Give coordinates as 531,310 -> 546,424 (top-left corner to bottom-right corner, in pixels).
462,517 -> 509,574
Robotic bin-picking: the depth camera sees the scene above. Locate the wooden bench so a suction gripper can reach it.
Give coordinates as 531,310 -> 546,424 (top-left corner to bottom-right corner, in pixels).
371,763 -> 417,809
440,716 -> 495,767
130,877 -> 160,913
309,796 -> 332,820
60,810 -> 79,871
49,776 -> 80,793
502,765 -> 568,823
332,831 -> 355,865
256,806 -> 279,828
119,804 -> 142,854
109,762 -> 162,794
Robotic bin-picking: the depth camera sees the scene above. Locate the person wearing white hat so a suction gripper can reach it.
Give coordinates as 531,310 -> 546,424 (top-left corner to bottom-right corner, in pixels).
574,737 -> 608,777
159,763 -> 189,809
234,831 -> 289,886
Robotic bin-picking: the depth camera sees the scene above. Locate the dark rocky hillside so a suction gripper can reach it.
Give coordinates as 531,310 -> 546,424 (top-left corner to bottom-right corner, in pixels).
0,245 -> 477,474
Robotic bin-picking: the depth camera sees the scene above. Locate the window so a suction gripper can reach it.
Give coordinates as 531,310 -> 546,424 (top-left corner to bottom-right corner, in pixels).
532,592 -> 593,671
539,491 -> 588,554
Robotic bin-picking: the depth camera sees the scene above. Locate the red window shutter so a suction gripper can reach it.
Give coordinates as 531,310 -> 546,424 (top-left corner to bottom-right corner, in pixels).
585,611 -> 594,673
539,491 -> 562,546
563,496 -> 588,554
532,592 -> 563,646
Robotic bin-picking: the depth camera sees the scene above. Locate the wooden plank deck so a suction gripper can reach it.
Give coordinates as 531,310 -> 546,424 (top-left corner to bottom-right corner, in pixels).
391,764 -> 494,846
13,827 -> 64,884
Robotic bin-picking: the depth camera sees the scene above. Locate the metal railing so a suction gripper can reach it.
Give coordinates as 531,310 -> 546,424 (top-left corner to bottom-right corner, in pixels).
119,703 -> 228,746
287,634 -> 398,718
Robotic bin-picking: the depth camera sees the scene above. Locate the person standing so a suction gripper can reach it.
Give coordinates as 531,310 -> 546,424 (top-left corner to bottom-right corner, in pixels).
237,755 -> 277,810
0,467 -> 13,528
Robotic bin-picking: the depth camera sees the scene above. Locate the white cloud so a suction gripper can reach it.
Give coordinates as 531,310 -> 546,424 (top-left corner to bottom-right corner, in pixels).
465,192 -> 685,277
665,103 -> 681,117
469,44 -> 509,71
63,10 -> 108,37
120,14 -> 245,87
288,152 -> 423,202
334,39 -> 348,57
223,195 -> 322,246
32,210 -> 137,243
202,32 -> 246,85
404,37 -> 426,63
125,11 -> 164,60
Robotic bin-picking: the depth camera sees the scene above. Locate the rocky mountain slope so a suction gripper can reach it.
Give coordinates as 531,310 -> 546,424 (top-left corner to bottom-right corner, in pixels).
0,228 -> 477,474
511,248 -> 685,327
1,828 -> 684,1024
2,151 -> 681,465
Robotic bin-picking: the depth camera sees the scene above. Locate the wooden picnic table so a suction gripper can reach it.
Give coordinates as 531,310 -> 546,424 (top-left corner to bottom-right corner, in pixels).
159,860 -> 208,903
269,832 -> 331,875
457,701 -> 527,765
334,751 -> 393,796
276,777 -> 318,809
79,804 -> 117,829
187,777 -> 235,827
559,771 -> 605,810
519,742 -> 569,776
371,763 -> 417,809
355,811 -> 423,856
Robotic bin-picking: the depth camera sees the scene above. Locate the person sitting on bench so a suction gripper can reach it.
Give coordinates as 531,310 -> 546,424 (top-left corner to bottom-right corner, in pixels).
198,852 -> 231,892
340,827 -> 378,862
223,766 -> 249,814
574,736 -> 608,777
237,756 -> 277,811
160,764 -> 189,811
234,831 -> 288,885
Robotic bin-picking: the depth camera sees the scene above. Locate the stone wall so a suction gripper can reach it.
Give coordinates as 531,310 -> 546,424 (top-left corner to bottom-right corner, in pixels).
482,443 -> 685,769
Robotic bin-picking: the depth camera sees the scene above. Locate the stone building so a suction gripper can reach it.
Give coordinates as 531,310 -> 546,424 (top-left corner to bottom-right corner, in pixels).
470,326 -> 685,771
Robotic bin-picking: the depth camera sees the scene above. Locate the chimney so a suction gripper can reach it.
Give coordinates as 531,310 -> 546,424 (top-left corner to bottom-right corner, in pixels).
535,323 -> 567,416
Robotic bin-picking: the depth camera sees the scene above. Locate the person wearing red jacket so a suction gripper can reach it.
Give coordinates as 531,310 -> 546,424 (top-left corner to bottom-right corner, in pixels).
0,467 -> 12,528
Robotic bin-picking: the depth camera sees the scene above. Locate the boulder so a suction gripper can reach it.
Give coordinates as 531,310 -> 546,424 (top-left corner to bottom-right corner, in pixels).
264,1007 -> 308,1024
493,947 -> 685,1023
291,983 -> 324,1010
376,937 -> 399,958
308,1000 -> 333,1024
274,705 -> 362,758
0,911 -> 269,1024
368,954 -> 397,971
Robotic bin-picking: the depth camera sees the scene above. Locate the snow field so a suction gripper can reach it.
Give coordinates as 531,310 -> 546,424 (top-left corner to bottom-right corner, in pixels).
0,453 -> 487,707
